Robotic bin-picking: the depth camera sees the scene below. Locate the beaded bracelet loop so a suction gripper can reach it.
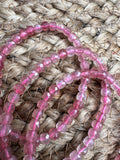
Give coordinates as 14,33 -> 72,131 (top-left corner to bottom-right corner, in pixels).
0,21 -> 119,160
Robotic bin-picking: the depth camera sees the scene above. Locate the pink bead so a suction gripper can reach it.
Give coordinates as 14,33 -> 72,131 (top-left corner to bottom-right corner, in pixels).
6,41 -> 16,50
26,130 -> 39,142
19,29 -> 28,40
35,63 -> 44,73
28,70 -> 39,80
99,104 -> 110,114
23,155 -> 35,160
0,53 -> 6,62
76,92 -> 86,101
101,88 -> 111,97
1,45 -> 9,55
106,74 -> 115,84
83,136 -> 94,149
8,156 -> 17,160
51,53 -> 60,63
63,74 -> 73,84
32,109 -> 42,119
34,24 -> 42,33
37,100 -> 47,110
8,92 -> 20,104
68,33 -> 77,42
57,24 -> 65,33
23,142 -> 36,154
20,75 -> 31,86
88,128 -> 99,139
49,85 -> 59,95
66,46 -> 75,57
92,120 -> 102,131
13,83 -> 25,95
0,124 -> 11,137
0,147 -> 12,159
12,34 -> 22,44
71,71 -> 81,80
49,22 -> 57,31
29,119 -> 40,130
62,114 -> 73,125
0,113 -> 13,125
56,121 -> 67,133
49,128 -> 59,140
73,100 -> 83,110
73,39 -> 81,47
68,107 -> 79,118
40,133 -> 50,144
100,96 -> 111,105
9,131 -> 21,142
70,150 -> 81,160
96,112 -> 106,123
42,57 -> 52,67
0,61 -> 4,70
3,102 -> 15,114
58,49 -> 67,59
77,144 -> 88,155
42,92 -> 52,101
115,155 -> 120,160
63,27 -> 71,36
26,26 -> 35,36
41,21 -> 49,31
0,136 -> 9,149
56,79 -> 66,89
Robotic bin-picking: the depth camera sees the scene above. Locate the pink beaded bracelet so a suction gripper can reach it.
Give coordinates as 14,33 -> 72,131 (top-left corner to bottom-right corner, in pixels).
0,21 -> 119,160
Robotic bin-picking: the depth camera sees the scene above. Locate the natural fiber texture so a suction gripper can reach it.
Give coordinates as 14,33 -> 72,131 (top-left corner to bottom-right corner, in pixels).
0,0 -> 120,159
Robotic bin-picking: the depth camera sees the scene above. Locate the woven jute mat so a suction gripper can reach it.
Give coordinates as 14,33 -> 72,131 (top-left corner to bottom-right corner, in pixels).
0,0 -> 120,160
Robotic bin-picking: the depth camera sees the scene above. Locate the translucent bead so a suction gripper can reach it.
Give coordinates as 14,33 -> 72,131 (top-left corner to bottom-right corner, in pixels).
63,74 -> 73,84
63,27 -> 71,36
100,96 -> 111,105
35,63 -> 44,73
92,120 -> 103,131
96,112 -> 106,123
49,85 -> 59,95
32,109 -> 42,119
49,128 -> 59,140
0,60 -> 4,70
29,119 -> 40,130
51,53 -> 60,63
66,46 -> 75,57
0,136 -> 9,149
57,24 -> 65,32
83,136 -> 94,149
37,100 -> 47,111
40,133 -> 50,144
3,102 -> 15,114
73,39 -> 81,47
68,33 -> 77,42
23,142 -> 36,154
12,34 -> 22,44
34,24 -> 42,33
1,45 -> 9,55
13,83 -> 25,95
58,49 -> 67,59
70,150 -> 81,160
0,113 -> 13,125
20,75 -> 31,86
0,147 -> 12,159
23,155 -> 36,160
42,57 -> 52,67
71,71 -> 81,80
88,128 -> 99,139
56,79 -> 66,89
99,104 -> 110,114
56,121 -> 67,133
73,100 -> 83,110
42,92 -> 52,101
26,26 -> 35,36
68,107 -> 79,118
101,88 -> 111,97
0,53 -> 6,62
28,70 -> 39,80
8,92 -> 20,104
62,114 -> 73,125
20,29 -> 28,40
49,22 -> 57,31
26,130 -> 39,142
41,21 -> 49,31
77,144 -> 88,155
0,124 -> 11,137
76,92 -> 86,101
6,41 -> 16,50
115,155 -> 120,160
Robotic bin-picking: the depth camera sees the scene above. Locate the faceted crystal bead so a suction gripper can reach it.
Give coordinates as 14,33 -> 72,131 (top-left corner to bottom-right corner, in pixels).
40,133 -> 50,144
49,128 -> 59,140
76,92 -> 86,101
68,107 -> 79,118
41,21 -> 49,31
0,53 -> 6,62
13,83 -> 25,95
58,49 -> 67,59
20,29 -> 28,40
37,100 -> 47,111
34,24 -> 42,33
101,88 -> 111,97
77,144 -> 88,155
3,102 -> 15,114
83,136 -> 94,149
99,104 -> 110,114
12,34 -> 22,44
66,46 -> 75,57
0,124 -> 11,137
23,142 -> 36,155
20,75 -> 31,86
88,128 -> 99,139
26,130 -> 39,142
49,85 -> 59,95
73,100 -> 83,110
71,71 -> 81,80
29,119 -> 40,130
28,70 -> 39,80
62,27 -> 71,36
42,92 -> 52,101
92,120 -> 102,131
56,121 -> 67,133
35,63 -> 44,73
56,79 -> 66,89
57,24 -> 65,32
6,41 -> 15,50
70,150 -> 81,160
32,109 -> 42,119
23,155 -> 36,160
26,26 -> 35,36
49,22 -> 57,31
51,53 -> 60,63
62,114 -> 73,125
42,57 -> 52,67
8,92 -> 20,104
100,96 -> 112,105
63,74 -> 73,84
96,112 -> 106,123
68,33 -> 77,42
1,45 -> 9,55
0,113 -> 13,125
